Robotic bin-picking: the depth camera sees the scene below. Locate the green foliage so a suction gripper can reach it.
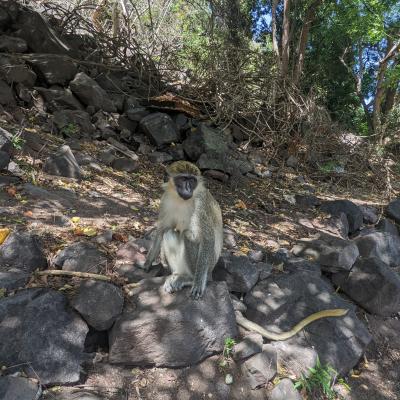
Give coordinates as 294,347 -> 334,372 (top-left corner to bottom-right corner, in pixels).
294,357 -> 350,400
60,123 -> 79,137
223,337 -> 236,359
10,133 -> 25,150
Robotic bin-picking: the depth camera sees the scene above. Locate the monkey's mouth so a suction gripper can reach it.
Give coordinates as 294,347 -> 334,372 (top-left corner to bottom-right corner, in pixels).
178,192 -> 193,200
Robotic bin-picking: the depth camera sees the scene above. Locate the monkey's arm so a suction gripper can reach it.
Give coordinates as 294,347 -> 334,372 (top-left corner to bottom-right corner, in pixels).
144,227 -> 164,270
235,308 -> 348,341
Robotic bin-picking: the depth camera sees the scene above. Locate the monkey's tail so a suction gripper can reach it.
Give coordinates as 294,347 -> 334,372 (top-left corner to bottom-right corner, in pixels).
235,308 -> 349,341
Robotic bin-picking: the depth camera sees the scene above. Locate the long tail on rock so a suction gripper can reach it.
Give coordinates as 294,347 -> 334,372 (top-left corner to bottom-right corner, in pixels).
235,308 -> 349,341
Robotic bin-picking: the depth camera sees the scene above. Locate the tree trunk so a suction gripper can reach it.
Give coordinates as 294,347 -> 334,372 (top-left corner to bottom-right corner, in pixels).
271,0 -> 280,60
281,0 -> 290,77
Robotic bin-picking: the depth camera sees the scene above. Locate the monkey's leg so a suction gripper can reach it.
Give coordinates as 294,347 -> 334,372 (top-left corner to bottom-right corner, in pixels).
162,230 -> 193,293
144,228 -> 164,270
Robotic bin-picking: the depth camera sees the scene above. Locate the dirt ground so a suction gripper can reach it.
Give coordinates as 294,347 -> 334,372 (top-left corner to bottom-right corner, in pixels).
1,117 -> 400,400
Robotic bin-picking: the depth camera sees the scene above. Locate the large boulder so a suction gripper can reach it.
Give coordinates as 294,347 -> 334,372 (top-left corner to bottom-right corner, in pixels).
25,54 -> 77,86
291,233 -> 359,272
387,198 -> 400,224
213,253 -> 260,293
43,145 -> 82,179
376,218 -> 399,236
139,112 -> 179,147
0,288 -> 88,385
354,231 -> 400,267
37,87 -> 84,112
0,376 -> 41,400
0,80 -> 15,105
0,35 -> 27,53
109,278 -> 238,367
71,280 -> 124,331
183,123 -> 228,161
320,200 -> 363,234
243,271 -> 371,374
332,257 -> 400,316
53,110 -> 94,137
269,379 -> 301,400
70,72 -> 117,113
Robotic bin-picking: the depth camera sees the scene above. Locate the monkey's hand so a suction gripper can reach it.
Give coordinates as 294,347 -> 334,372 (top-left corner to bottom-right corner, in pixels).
190,275 -> 207,299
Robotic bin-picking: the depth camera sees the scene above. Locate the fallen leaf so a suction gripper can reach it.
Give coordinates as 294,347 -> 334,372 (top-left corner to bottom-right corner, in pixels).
24,210 -> 33,218
235,200 -> 247,209
239,245 -> 250,254
82,227 -> 97,237
6,186 -> 17,197
113,232 -> 127,242
71,216 -> 81,224
0,228 -> 10,244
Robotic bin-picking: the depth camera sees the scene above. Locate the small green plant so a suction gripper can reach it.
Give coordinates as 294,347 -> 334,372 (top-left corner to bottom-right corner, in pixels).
60,123 -> 79,137
223,337 -> 236,359
294,357 -> 349,400
10,133 -> 25,150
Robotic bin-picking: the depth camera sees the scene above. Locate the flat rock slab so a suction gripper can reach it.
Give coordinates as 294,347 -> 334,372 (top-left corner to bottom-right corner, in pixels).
0,288 -> 88,385
269,378 -> 301,400
0,376 -> 41,400
386,198 -> 400,223
109,278 -> 238,367
244,271 -> 372,374
332,257 -> 400,316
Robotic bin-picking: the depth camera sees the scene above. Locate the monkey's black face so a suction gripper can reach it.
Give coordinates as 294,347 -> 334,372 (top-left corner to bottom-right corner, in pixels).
174,174 -> 198,200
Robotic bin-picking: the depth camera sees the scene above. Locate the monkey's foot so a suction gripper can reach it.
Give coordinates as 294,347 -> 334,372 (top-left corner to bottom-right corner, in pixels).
190,278 -> 206,300
163,275 -> 191,293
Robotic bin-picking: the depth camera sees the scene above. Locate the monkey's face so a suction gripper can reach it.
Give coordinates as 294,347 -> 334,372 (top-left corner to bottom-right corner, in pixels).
173,174 -> 198,200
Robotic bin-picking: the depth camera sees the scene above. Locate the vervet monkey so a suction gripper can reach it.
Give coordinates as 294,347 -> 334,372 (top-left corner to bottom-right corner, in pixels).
145,161 -> 348,338
144,161 -> 223,299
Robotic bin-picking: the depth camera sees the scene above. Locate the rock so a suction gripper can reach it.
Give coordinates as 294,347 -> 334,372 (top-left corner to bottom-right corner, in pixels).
0,232 -> 47,273
0,288 -> 88,385
107,137 -> 138,161
70,72 -> 116,113
295,194 -> 320,209
292,233 -> 359,272
286,155 -> 298,168
0,150 -> 10,169
0,8 -> 11,30
183,123 -> 228,161
203,169 -> 230,183
213,254 -> 260,293
53,110 -> 94,137
313,212 -> 350,238
197,151 -> 253,175
231,124 -> 247,142
354,231 -> 400,267
71,280 -> 124,331
359,205 -> 379,224
248,249 -> 264,263
0,57 -> 36,87
137,143 -> 154,155
0,127 -> 13,155
112,157 -> 139,172
332,257 -> 400,316
0,80 -> 15,105
139,113 -> 179,147
43,145 -> 82,179
117,114 -> 137,133
74,152 -> 96,166
98,148 -> 116,166
270,379 -> 301,400
54,242 -> 108,274
0,270 -> 30,290
242,344 -> 277,389
109,278 -> 238,367
0,376 -> 41,400
36,87 -> 84,112
387,198 -> 400,223
256,262 -> 274,280
271,342 -> 318,378
25,54 -> 77,85
14,8 -> 73,55
22,183 -> 73,209
148,151 -> 173,164
284,257 -> 321,275
126,106 -> 150,122
42,389 -> 103,400
376,218 -> 399,236
95,229 -> 113,244
244,271 -> 371,374
232,333 -> 263,361
0,35 -> 27,52
320,200 -> 363,234
223,228 -> 237,249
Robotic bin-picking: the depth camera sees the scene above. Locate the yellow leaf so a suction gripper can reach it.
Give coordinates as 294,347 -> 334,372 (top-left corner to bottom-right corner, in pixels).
0,228 -> 10,244
235,200 -> 247,209
71,217 -> 81,224
82,227 -> 97,237
240,245 -> 250,254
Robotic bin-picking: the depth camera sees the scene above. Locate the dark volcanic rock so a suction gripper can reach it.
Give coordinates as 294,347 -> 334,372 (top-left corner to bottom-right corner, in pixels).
0,150 -> 10,169
37,87 -> 84,112
244,271 -> 371,374
0,231 -> 47,273
54,242 -> 108,274
232,333 -> 263,361
0,80 -> 15,105
270,379 -> 301,400
387,198 -> 400,224
112,157 -> 139,172
70,72 -> 117,113
213,254 -> 260,293
139,112 -> 179,147
109,278 -> 238,367
359,205 -> 379,225
0,376 -> 41,400
26,54 -> 77,85
292,233 -> 359,272
71,280 -> 124,331
0,288 -> 88,385
332,257 -> 400,316
354,231 -> 400,267
320,199 -> 363,234
53,110 -> 94,138
43,145 -> 82,179
376,218 -> 399,236
0,270 -> 30,291
0,35 -> 27,53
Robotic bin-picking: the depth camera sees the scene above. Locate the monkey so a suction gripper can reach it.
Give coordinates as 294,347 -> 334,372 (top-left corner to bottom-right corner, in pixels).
144,160 -> 348,338
144,161 -> 223,299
